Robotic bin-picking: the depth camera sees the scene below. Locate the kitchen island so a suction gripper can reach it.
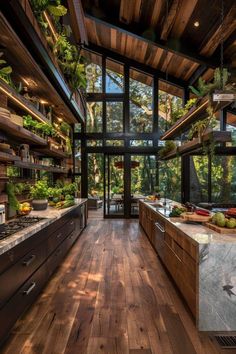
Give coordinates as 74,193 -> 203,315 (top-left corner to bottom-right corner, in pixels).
0,199 -> 87,345
139,200 -> 236,332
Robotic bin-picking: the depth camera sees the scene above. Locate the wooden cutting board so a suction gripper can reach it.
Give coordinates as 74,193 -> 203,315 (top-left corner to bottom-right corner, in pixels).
181,212 -> 211,223
205,222 -> 236,234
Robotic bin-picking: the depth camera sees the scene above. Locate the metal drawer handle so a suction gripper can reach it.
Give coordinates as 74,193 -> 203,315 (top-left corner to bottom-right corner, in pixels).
23,282 -> 36,295
57,233 -> 62,239
22,254 -> 36,267
70,221 -> 74,225
155,222 -> 165,233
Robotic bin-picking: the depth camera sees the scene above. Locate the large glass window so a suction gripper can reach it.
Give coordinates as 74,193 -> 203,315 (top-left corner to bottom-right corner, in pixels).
159,157 -> 181,202
88,153 -> 104,198
226,112 -> 236,146
105,140 -> 124,146
106,59 -> 124,93
86,102 -> 103,133
212,156 -> 236,203
74,139 -> 81,174
158,84 -> 183,136
129,69 -> 153,133
84,53 -> 102,93
189,156 -> 208,203
106,102 -> 123,132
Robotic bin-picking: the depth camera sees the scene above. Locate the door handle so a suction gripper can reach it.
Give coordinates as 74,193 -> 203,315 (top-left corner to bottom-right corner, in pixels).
23,282 -> 36,295
22,254 -> 36,267
155,222 -> 165,233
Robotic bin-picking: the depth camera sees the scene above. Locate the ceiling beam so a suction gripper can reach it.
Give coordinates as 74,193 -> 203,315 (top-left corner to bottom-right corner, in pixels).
85,13 -> 219,68
188,65 -> 208,86
84,42 -> 187,89
200,4 -> 236,57
67,0 -> 88,45
160,0 -> 181,41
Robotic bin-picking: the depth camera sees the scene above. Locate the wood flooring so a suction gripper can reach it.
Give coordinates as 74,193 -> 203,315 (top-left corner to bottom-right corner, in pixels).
1,211 -> 232,354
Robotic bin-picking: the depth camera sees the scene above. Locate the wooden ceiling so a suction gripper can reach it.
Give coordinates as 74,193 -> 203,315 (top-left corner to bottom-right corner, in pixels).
79,0 -> 236,94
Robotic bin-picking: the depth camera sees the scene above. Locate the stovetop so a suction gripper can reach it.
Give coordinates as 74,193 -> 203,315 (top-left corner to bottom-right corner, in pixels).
0,216 -> 45,241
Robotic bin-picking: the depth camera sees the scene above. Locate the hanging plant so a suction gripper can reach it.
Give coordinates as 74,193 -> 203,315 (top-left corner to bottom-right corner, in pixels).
159,141 -> 176,158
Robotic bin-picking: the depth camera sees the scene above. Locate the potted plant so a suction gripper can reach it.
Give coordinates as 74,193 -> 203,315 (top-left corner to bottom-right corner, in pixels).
30,180 -> 49,210
5,182 -> 20,218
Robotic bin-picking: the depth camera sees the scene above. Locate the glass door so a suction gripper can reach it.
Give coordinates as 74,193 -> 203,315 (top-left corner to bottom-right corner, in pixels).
104,154 -> 125,217
130,155 -> 158,216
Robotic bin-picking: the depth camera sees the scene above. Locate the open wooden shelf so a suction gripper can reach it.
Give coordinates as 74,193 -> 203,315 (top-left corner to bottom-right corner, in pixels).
0,7 -> 85,124
34,145 -> 68,159
160,131 -> 232,160
0,80 -> 49,124
0,151 -> 21,163
0,114 -> 47,146
161,97 -> 231,141
14,160 -> 68,174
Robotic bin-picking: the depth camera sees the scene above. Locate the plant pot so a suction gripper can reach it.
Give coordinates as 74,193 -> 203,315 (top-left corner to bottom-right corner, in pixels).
32,199 -> 48,210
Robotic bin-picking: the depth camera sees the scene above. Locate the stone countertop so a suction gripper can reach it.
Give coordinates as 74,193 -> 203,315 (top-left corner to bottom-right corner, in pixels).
0,199 -> 87,256
142,200 -> 236,245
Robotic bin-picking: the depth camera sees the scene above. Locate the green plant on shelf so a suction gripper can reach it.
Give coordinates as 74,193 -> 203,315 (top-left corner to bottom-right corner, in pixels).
189,68 -> 231,98
6,182 -> 20,211
158,141 -> 176,158
14,182 -> 30,196
187,115 -> 216,141
65,137 -> 72,155
60,121 -> 70,136
30,0 -> 67,33
62,182 -> 78,197
0,52 -> 22,93
30,180 -> 49,200
53,32 -> 87,94
170,98 -> 197,124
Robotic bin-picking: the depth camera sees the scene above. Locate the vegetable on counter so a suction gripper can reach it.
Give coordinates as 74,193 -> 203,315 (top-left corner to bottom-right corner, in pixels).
169,205 -> 186,217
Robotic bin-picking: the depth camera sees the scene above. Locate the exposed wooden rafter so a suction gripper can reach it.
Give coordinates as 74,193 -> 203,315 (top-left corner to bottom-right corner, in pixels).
188,64 -> 208,86
67,0 -> 88,45
84,42 -> 187,89
160,0 -> 181,41
200,4 -> 236,57
85,13 -> 219,68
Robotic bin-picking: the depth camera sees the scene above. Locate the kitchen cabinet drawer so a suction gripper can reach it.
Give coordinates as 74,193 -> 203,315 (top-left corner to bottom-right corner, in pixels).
0,263 -> 46,346
165,222 -> 197,261
46,218 -> 75,257
45,229 -> 76,279
0,242 -> 46,309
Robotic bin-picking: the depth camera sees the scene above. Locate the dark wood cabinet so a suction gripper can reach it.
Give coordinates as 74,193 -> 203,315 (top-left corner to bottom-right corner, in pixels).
0,201 -> 87,346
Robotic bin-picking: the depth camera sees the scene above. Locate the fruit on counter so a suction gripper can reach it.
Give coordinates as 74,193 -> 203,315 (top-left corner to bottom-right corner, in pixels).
146,195 -> 157,201
19,202 -> 32,214
212,212 -> 225,226
226,218 -> 236,229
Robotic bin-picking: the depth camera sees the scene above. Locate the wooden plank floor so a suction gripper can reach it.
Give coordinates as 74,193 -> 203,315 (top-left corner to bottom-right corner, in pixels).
1,212 -> 231,354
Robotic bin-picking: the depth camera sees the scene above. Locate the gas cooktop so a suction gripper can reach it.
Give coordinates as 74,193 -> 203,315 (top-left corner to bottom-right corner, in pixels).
0,216 -> 45,241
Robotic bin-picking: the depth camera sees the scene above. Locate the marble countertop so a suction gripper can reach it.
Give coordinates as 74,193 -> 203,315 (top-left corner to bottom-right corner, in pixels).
0,199 -> 87,256
143,200 -> 236,245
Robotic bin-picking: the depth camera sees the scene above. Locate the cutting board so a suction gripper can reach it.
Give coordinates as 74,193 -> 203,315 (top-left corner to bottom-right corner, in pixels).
181,212 -> 211,223
205,222 -> 236,234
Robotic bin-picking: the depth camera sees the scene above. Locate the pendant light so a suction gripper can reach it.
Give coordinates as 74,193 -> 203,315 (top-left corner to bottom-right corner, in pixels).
213,0 -> 236,102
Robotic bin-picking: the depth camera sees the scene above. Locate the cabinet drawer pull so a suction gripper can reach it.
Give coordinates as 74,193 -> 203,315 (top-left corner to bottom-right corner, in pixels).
57,233 -> 62,239
22,254 -> 36,267
70,221 -> 74,225
23,282 -> 36,295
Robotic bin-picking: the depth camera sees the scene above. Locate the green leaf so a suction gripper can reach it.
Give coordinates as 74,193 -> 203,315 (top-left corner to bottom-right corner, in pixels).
0,66 -> 12,74
47,4 -> 67,16
189,85 -> 201,96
